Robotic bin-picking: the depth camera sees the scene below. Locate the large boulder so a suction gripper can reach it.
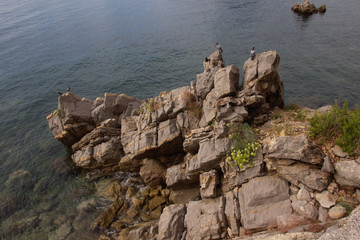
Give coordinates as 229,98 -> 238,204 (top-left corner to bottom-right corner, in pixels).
157,204 -> 186,240
165,161 -> 198,188
200,170 -> 219,198
242,50 -> 284,108
334,160 -> 360,188
184,197 -> 227,240
291,1 -> 319,15
276,163 -> 331,191
263,135 -> 324,165
238,176 -> 292,230
214,65 -> 239,99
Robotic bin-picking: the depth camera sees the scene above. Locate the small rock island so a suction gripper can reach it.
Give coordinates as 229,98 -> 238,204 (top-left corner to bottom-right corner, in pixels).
292,0 -> 327,15
47,49 -> 359,240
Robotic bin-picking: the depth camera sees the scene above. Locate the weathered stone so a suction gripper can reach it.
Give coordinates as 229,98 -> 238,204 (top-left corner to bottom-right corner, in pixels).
157,118 -> 183,155
276,214 -> 306,230
332,145 -> 349,158
127,206 -> 139,219
150,205 -> 163,219
184,197 -> 227,240
132,197 -> 145,209
297,187 -> 312,202
169,186 -> 200,204
238,176 -> 292,229
203,50 -> 224,72
318,206 -> 328,222
92,138 -> 123,166
224,190 -> 241,236
215,97 -> 248,122
126,187 -> 137,199
96,181 -> 121,202
291,199 -> 318,219
334,160 -> 360,188
5,169 -> 35,191
328,205 -> 347,219
165,162 -> 198,188
91,199 -> 124,229
128,221 -> 158,240
315,191 -> 336,208
100,118 -> 119,128
200,170 -> 219,198
183,127 -> 213,154
322,156 -> 335,174
276,163 -> 331,191
214,65 -> 239,99
292,1 -> 319,15
220,148 -> 265,190
202,89 -> 217,124
318,4 -> 326,13
263,135 -> 323,165
58,92 -> 93,125
139,159 -> 166,187
196,67 -> 220,100
157,204 -> 186,240
186,138 -> 230,173
170,86 -> 191,115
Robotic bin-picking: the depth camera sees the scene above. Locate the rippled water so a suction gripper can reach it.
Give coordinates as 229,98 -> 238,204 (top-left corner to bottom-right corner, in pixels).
0,0 -> 359,238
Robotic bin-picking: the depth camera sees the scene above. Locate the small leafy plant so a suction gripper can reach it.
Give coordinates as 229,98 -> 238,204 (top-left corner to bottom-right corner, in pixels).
55,109 -> 61,117
227,122 -> 260,169
308,100 -> 360,156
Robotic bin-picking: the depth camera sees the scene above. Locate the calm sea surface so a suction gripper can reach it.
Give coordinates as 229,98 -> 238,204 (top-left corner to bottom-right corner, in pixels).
0,0 -> 359,238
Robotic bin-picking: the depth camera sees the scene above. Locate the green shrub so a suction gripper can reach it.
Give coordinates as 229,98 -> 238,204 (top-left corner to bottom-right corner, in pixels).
308,100 -> 360,156
227,122 -> 259,169
55,109 -> 61,117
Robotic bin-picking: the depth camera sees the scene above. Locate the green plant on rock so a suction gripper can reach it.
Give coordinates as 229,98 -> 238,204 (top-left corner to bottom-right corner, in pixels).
308,100 -> 360,156
55,109 -> 61,117
146,98 -> 156,112
227,122 -> 260,169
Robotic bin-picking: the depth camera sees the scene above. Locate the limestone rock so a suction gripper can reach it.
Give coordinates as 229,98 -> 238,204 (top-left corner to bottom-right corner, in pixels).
291,199 -> 318,219
334,160 -> 360,188
186,138 -> 230,173
276,214 -> 306,230
169,186 -> 200,204
315,191 -> 336,209
297,187 -> 312,202
184,197 -> 227,240
318,4 -> 326,13
128,221 -> 158,240
196,67 -> 220,100
214,65 -> 239,99
328,205 -> 347,219
332,145 -> 349,158
157,118 -> 183,156
292,1 -> 319,15
263,135 -> 323,165
276,163 -> 331,191
242,50 -> 284,108
157,204 -> 186,240
58,92 -> 93,125
321,156 -> 335,174
224,190 -> 241,236
165,162 -> 198,188
139,159 -> 166,187
200,170 -> 219,198
149,196 -> 166,211
238,176 -> 292,229
183,127 -> 213,154
215,97 -> 248,122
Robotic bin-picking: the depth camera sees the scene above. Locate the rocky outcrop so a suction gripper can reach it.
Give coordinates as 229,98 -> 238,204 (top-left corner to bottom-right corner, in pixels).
46,49 -> 360,240
291,0 -> 325,15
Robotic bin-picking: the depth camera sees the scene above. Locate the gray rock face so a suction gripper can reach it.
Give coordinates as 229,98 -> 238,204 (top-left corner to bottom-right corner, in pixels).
184,197 -> 227,240
215,97 -> 248,122
328,205 -> 346,220
291,199 -> 318,219
242,50 -> 284,108
166,162 -> 198,188
315,191 -> 336,209
183,127 -> 213,154
200,170 -> 219,198
224,190 -> 241,236
276,163 -> 331,191
334,160 -> 360,188
58,92 -> 93,124
170,186 -> 200,204
238,176 -> 292,230
196,67 -> 220,100
322,156 -> 335,174
157,204 -> 186,240
186,138 -> 230,173
214,65 -> 239,99
202,89 -> 217,124
263,135 -> 323,165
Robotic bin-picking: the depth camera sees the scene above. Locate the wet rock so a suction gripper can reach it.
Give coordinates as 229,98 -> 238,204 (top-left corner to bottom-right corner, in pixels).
214,65 -> 239,99
328,205 -> 347,219
149,196 -> 166,211
0,194 -> 27,220
139,159 -> 166,187
1,215 -> 39,236
224,189 -> 241,236
127,206 -> 139,219
128,221 -> 158,240
334,160 -> 360,188
200,170 -> 219,198
263,135 -> 323,165
238,176 -> 292,229
157,204 -> 186,240
318,4 -> 326,13
150,205 -> 163,219
291,1 -> 319,15
202,89 -> 217,124
276,163 -> 331,191
315,191 -> 336,209
49,223 -> 73,240
91,199 -> 124,229
185,197 -> 227,240
292,199 -> 318,219
5,169 -> 35,191
215,97 -> 248,122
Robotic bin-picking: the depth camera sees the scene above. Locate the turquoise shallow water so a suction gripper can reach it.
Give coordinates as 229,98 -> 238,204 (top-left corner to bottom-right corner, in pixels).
0,0 -> 360,238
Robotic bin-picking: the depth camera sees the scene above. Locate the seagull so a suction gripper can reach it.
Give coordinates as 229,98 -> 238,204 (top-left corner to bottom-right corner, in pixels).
66,87 -> 71,92
216,42 -> 223,53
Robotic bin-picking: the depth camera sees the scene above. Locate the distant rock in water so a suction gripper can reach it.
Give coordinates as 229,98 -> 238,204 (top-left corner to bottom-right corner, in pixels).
291,0 -> 326,15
